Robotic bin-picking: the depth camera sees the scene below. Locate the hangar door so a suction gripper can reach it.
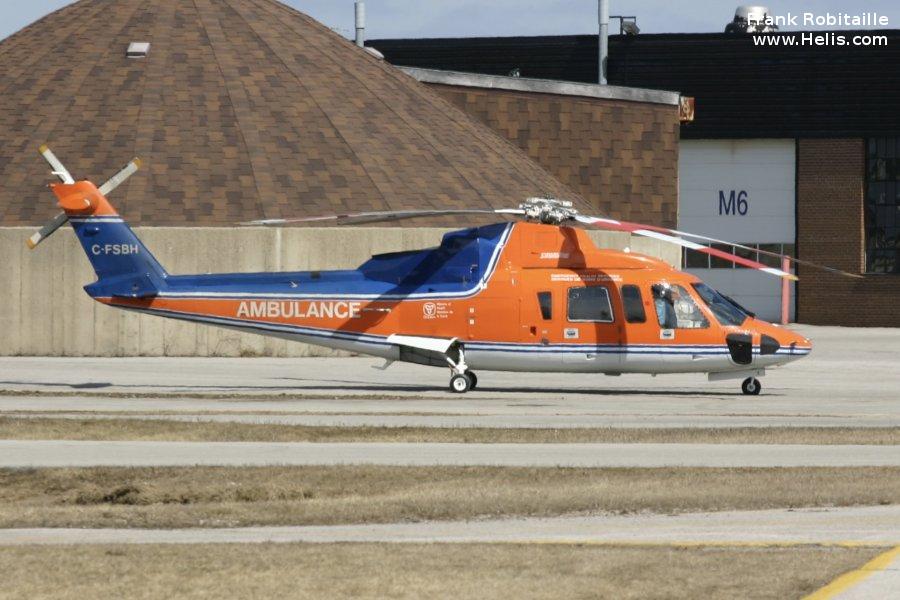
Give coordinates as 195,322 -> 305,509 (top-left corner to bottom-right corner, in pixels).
678,139 -> 796,322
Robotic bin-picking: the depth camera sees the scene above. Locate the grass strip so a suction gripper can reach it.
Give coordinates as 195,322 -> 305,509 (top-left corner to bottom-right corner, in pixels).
1,465 -> 897,529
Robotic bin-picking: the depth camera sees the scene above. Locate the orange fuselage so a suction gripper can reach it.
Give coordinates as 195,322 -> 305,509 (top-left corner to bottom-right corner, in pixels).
96,222 -> 811,374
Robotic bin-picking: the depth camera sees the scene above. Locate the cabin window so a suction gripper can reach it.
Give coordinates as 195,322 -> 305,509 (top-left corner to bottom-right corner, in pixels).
567,286 -> 614,323
537,291 -> 553,320
652,284 -> 709,329
621,285 -> 646,323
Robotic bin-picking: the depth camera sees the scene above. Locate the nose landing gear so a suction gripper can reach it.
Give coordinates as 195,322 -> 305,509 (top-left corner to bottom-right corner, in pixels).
741,377 -> 762,395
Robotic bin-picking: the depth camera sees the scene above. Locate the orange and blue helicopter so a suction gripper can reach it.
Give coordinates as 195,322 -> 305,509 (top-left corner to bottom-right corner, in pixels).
28,147 -> 859,394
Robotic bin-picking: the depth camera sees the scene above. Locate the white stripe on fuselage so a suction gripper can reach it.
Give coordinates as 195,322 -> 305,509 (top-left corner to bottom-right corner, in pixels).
106,301 -> 807,374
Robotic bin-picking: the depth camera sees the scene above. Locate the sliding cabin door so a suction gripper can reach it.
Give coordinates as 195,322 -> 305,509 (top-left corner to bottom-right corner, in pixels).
561,282 -> 622,371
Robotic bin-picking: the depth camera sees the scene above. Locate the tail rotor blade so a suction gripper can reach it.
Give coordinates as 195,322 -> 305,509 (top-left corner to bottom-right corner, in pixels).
38,145 -> 74,184
99,158 -> 142,196
26,212 -> 69,249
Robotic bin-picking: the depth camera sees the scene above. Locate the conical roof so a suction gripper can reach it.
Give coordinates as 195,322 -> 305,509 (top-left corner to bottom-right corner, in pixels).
0,0 -> 590,226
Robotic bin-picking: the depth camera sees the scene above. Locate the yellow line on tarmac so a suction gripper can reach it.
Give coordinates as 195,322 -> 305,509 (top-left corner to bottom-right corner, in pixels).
483,540 -> 887,549
803,545 -> 900,600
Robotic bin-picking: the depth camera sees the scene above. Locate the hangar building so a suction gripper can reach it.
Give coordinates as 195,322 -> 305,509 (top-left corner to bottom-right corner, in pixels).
372,31 -> 900,326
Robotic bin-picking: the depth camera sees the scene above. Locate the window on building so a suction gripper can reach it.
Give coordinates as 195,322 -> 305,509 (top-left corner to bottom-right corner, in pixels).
621,284 -> 646,323
652,283 -> 709,329
567,286 -> 614,322
537,291 -> 552,320
866,137 -> 900,274
683,243 -> 794,269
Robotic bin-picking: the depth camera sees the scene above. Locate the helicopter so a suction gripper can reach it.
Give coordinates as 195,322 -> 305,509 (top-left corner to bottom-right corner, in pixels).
27,147 -> 858,394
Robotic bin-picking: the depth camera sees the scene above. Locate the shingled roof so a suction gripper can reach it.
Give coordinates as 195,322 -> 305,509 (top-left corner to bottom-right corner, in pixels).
0,0 -> 588,226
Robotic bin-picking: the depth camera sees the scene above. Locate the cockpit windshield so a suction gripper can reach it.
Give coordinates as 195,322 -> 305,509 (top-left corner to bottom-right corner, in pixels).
691,282 -> 750,327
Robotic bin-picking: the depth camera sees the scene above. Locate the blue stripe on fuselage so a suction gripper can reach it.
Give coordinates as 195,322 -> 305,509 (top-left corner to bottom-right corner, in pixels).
155,223 -> 513,300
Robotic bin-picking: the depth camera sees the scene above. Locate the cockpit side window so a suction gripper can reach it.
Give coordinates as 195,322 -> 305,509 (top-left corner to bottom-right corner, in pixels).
652,284 -> 709,329
691,283 -> 749,327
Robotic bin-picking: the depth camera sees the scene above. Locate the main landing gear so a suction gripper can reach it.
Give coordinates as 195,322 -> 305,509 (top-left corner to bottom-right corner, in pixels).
450,373 -> 474,394
446,346 -> 477,393
741,377 -> 762,396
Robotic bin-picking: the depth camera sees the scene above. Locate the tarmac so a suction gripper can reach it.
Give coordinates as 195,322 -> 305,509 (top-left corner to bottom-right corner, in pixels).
2,439 -> 900,468
1,324 -> 898,598
1,505 -> 897,546
1,325 -> 899,430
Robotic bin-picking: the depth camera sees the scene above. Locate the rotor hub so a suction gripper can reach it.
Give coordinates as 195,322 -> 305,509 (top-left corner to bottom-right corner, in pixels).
519,197 -> 578,225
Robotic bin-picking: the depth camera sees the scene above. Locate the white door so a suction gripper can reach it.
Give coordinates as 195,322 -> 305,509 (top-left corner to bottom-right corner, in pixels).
679,139 -> 796,322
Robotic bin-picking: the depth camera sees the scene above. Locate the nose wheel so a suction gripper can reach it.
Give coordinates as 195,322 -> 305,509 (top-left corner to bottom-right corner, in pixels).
741,377 -> 762,395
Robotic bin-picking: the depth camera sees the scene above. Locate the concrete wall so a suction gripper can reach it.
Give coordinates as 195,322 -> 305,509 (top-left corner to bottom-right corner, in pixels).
0,227 -> 679,357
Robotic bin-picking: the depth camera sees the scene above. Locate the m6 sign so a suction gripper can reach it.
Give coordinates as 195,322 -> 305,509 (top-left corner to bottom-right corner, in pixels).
718,190 -> 749,216
679,139 -> 794,244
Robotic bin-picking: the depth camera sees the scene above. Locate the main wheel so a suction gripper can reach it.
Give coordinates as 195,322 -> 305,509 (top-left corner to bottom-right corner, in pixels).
466,371 -> 478,390
741,377 -> 762,395
450,374 -> 471,394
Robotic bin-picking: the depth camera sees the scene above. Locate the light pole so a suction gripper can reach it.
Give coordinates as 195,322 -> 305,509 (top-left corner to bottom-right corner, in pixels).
598,0 -> 609,84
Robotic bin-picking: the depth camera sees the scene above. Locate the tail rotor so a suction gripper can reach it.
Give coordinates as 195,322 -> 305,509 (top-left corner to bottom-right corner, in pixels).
27,146 -> 142,249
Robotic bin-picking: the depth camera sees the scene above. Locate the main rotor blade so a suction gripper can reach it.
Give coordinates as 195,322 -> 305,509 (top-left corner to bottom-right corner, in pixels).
649,224 -> 863,279
241,209 -> 525,227
576,215 -> 862,280
26,212 -> 69,249
39,145 -> 74,184
575,215 -> 798,281
99,158 -> 142,196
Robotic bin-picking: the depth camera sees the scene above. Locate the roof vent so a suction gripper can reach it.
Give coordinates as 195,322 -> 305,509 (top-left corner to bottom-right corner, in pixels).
126,42 -> 150,59
725,6 -> 778,33
365,46 -> 384,60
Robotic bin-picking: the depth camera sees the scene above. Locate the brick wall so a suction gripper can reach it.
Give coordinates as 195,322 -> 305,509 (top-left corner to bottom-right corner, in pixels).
797,138 -> 900,326
427,84 -> 680,228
